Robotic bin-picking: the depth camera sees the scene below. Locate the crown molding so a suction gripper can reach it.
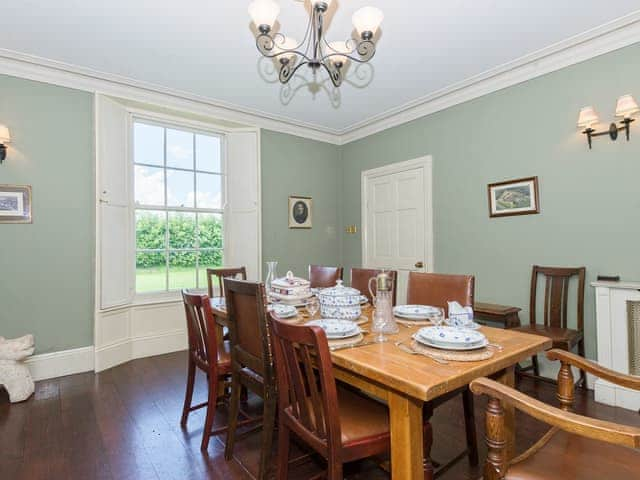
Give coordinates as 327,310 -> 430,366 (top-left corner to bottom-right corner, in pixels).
338,11 -> 640,145
1,10 -> 639,147
0,48 -> 343,145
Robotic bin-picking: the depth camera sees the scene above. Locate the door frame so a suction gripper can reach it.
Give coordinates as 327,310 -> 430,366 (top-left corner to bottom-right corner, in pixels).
361,155 -> 434,272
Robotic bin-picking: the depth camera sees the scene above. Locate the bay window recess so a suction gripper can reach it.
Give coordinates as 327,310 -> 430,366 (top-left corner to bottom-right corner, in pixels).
97,95 -> 260,310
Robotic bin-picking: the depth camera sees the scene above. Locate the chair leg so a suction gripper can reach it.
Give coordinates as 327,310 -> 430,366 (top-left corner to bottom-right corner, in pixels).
276,421 -> 290,480
181,359 -> 196,427
577,339 -> 587,388
531,354 -> 540,376
257,391 -> 277,480
462,388 -> 479,466
224,371 -> 242,461
327,454 -> 343,480
201,370 -> 219,451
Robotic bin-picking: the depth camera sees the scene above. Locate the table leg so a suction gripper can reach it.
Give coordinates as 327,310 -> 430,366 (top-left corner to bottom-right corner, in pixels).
214,317 -> 226,399
388,391 -> 425,480
495,365 -> 516,461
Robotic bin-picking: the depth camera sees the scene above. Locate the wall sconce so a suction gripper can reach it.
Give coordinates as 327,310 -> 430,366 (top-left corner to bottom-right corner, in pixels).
578,95 -> 639,149
0,125 -> 10,163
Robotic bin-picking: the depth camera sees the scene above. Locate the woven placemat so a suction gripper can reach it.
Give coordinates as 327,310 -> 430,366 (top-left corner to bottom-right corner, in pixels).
411,339 -> 494,362
328,333 -> 365,348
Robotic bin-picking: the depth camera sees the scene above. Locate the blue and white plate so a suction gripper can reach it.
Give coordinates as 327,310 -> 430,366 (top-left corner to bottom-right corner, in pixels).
306,319 -> 360,339
444,319 -> 481,330
415,326 -> 487,351
393,305 -> 440,320
268,304 -> 298,319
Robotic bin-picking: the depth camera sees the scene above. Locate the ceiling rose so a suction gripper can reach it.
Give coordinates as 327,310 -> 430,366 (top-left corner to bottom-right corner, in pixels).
248,0 -> 384,88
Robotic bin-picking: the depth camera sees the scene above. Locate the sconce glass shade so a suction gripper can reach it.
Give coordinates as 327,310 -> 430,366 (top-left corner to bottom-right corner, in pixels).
248,0 -> 280,28
577,106 -> 599,129
0,125 -> 10,144
328,41 -> 350,64
615,94 -> 639,118
352,6 -> 384,36
273,36 -> 298,63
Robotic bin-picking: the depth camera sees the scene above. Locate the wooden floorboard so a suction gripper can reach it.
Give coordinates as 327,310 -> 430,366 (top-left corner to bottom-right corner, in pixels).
1,350 -> 639,479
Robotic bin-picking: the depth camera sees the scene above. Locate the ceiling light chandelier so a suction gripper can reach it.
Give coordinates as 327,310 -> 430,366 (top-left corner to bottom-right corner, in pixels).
248,0 -> 384,88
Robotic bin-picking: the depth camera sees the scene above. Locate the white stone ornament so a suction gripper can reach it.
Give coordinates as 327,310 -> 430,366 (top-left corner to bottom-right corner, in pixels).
0,334 -> 35,403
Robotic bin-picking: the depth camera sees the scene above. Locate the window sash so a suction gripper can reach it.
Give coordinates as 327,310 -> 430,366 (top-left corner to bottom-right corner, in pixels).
133,118 -> 225,294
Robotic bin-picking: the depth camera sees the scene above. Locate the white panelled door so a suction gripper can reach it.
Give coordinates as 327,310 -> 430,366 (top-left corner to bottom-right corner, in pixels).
362,157 -> 433,304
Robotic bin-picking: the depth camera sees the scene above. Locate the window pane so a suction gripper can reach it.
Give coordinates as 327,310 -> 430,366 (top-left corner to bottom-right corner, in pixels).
166,169 -> 195,207
196,173 -> 222,209
169,251 -> 197,290
196,134 -> 221,173
198,213 -> 223,249
136,210 -> 166,250
198,249 -> 224,288
135,165 -> 165,206
136,252 -> 166,293
166,128 -> 193,169
168,212 -> 196,249
134,123 -> 164,166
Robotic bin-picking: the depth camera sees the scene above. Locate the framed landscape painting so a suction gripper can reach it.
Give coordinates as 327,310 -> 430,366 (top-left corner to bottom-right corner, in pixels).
288,195 -> 312,229
487,176 -> 539,218
0,185 -> 32,224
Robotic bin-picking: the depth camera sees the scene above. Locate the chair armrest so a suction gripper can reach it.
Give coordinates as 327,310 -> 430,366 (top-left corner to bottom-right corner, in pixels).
470,377 -> 640,449
546,349 -> 640,391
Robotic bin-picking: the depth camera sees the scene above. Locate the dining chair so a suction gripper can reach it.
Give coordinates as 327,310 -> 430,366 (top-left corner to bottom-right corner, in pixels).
308,265 -> 343,288
470,349 -> 640,480
269,315 -> 433,480
180,290 -> 231,451
206,266 -> 247,298
407,271 -> 479,468
513,265 -> 587,387
223,278 -> 276,480
350,267 -> 398,306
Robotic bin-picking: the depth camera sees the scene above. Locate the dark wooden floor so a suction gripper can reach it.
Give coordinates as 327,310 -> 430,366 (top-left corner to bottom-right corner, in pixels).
1,351 -> 639,479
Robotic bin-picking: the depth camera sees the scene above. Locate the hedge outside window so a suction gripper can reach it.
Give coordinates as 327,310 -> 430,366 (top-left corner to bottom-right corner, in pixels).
133,120 -> 224,293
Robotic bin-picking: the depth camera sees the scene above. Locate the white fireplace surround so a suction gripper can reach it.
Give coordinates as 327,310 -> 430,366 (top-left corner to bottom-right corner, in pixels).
593,280 -> 640,411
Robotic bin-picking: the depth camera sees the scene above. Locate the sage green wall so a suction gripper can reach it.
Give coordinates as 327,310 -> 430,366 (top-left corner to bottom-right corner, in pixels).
340,43 -> 640,360
261,130 -> 342,279
0,75 -> 94,354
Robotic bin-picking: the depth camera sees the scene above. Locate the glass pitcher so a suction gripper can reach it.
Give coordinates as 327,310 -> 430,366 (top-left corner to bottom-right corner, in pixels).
370,271 -> 398,342
265,261 -> 278,296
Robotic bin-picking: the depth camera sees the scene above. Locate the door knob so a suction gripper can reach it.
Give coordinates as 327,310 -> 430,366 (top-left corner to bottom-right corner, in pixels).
415,261 -> 424,269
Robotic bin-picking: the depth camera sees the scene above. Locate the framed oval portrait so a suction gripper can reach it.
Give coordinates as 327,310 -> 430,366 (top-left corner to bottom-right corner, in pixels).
288,195 -> 312,229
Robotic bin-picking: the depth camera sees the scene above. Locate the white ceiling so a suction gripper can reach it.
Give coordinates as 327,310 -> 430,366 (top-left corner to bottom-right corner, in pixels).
2,1 -> 640,132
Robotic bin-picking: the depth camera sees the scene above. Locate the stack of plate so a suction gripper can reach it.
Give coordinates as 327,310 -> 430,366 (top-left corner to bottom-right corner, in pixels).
268,304 -> 298,319
270,291 -> 312,307
306,319 -> 361,339
393,305 -> 441,321
415,326 -> 488,351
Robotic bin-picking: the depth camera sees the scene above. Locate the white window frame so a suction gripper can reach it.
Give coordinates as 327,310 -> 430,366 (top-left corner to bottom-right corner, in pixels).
129,113 -> 229,300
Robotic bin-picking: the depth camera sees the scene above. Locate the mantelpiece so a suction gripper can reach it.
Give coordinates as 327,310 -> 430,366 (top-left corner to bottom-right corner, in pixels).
592,280 -> 640,410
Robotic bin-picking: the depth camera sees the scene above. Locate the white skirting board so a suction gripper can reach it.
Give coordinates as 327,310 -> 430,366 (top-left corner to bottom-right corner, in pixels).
25,346 -> 95,381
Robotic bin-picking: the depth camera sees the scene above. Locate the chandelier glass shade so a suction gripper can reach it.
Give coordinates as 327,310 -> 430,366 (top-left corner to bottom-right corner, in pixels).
248,0 -> 383,87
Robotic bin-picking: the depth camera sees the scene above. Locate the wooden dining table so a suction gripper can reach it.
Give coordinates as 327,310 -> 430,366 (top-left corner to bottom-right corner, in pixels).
210,297 -> 551,480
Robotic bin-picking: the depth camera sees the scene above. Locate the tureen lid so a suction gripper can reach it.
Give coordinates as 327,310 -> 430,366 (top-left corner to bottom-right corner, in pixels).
272,270 -> 310,288
319,280 -> 360,297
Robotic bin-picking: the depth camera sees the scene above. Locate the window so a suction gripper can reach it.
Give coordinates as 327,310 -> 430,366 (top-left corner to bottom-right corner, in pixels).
133,120 -> 224,294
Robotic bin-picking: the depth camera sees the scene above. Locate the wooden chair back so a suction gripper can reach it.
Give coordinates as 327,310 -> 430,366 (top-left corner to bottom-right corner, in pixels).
529,266 -> 586,330
223,278 -> 274,383
181,290 -> 218,374
407,272 -> 474,317
269,316 -> 341,453
207,267 -> 247,298
309,265 -> 343,288
350,267 -> 398,306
